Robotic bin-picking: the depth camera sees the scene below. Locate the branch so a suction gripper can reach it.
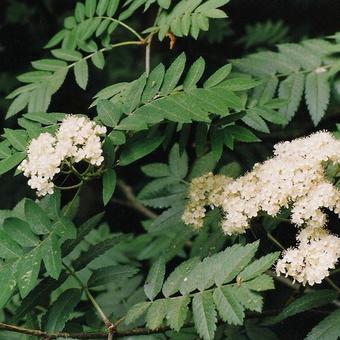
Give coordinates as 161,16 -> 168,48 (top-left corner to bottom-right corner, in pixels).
0,322 -> 176,339
116,179 -> 158,219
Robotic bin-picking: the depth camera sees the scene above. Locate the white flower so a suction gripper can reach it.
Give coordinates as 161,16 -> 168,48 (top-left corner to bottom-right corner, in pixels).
182,131 -> 340,235
276,229 -> 340,285
18,115 -> 107,196
181,172 -> 231,228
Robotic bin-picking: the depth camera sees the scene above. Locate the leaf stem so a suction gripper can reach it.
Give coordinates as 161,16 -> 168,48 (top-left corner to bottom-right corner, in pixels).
67,40 -> 143,70
55,181 -> 83,190
267,232 -> 285,250
99,16 -> 145,42
325,277 -> 340,294
145,34 -> 153,76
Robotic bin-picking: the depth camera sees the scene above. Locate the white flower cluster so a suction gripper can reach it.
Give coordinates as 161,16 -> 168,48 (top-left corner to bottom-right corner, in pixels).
182,131 -> 340,234
276,227 -> 340,285
182,172 -> 232,228
182,131 -> 340,286
221,131 -> 340,235
18,115 -> 106,196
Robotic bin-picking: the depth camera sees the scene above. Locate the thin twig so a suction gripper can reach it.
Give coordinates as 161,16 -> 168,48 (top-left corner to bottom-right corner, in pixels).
116,179 -> 157,219
62,263 -> 113,330
325,277 -> 340,294
145,35 -> 153,76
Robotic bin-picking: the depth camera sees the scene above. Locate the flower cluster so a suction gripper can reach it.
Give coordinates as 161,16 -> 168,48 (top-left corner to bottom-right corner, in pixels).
182,131 -> 340,285
182,131 -> 340,234
18,115 -> 106,196
276,227 -> 340,285
182,172 -> 232,228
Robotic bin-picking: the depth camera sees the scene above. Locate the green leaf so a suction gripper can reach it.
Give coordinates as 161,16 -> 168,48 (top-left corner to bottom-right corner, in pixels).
219,77 -> 262,91
91,51 -> 105,69
6,92 -> 29,119
119,135 -> 164,166
43,289 -> 81,332
0,264 -> 17,308
161,53 -> 186,95
264,290 -> 338,325
278,43 -> 321,70
183,57 -> 206,91
102,168 -> 116,206
305,71 -> 330,126
0,141 -> 11,159
169,144 -> 188,179
16,249 -> 41,298
230,286 -> 263,312
224,125 -> 259,143
88,264 -> 139,287
213,286 -> 245,325
238,252 -> 280,281
85,0 -> 97,17
306,309 -> 340,340
215,241 -> 259,285
245,322 -> 279,340
17,71 -> 51,83
53,217 -> 77,240
51,49 -> 82,61
27,85 -> 52,113
166,296 -> 190,331
141,163 -> 171,177
61,212 -> 104,256
25,199 -> 52,235
74,59 -> 89,89
204,64 -> 232,88
96,0 -> 109,15
158,0 -> 171,9
75,2 -> 86,22
42,233 -> 62,279
125,73 -> 147,113
146,299 -> 167,329
31,59 -> 67,71
0,152 -> 26,176
242,110 -> 269,133
193,291 -> 217,340
26,111 -> 59,125
49,68 -> 68,94
218,161 -> 241,178
0,230 -> 23,259
72,234 -> 129,271
3,129 -> 27,151
278,73 -> 304,123
44,30 -> 67,49
163,257 -> 200,297
242,275 -> 275,292
107,0 -> 119,16
97,99 -> 122,127
125,302 -> 151,325
3,217 -> 39,247
142,63 -> 165,103
189,152 -> 217,179
256,107 -> 288,125
144,256 -> 166,300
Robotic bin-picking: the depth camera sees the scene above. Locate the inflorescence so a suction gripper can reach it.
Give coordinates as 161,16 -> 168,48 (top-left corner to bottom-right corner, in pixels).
182,131 -> 340,285
18,115 -> 106,196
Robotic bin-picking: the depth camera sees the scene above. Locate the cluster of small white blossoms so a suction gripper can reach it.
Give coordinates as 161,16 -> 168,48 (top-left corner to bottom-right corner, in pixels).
276,226 -> 340,285
18,115 -> 106,196
181,172 -> 232,228
182,131 -> 340,285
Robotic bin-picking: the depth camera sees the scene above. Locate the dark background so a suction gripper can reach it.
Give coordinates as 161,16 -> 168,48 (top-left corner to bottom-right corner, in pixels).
0,1 -> 339,338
